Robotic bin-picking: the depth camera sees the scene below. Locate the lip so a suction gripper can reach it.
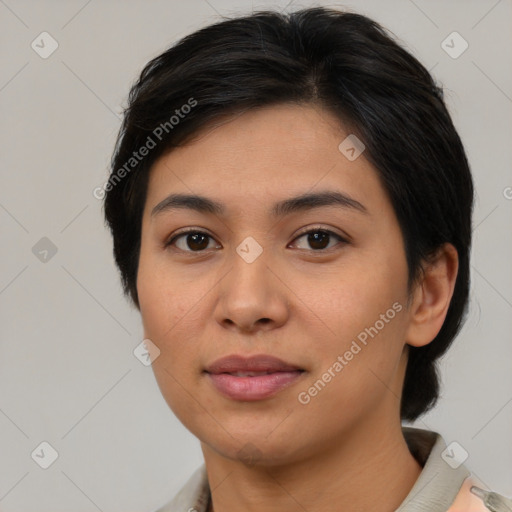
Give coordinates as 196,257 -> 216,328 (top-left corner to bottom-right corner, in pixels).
204,354 -> 305,401
204,354 -> 303,374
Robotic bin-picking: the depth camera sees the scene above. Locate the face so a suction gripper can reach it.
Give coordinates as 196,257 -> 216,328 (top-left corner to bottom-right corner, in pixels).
137,103 -> 415,466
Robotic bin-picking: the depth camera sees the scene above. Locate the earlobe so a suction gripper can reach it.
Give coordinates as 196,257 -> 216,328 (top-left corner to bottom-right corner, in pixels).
405,243 -> 459,348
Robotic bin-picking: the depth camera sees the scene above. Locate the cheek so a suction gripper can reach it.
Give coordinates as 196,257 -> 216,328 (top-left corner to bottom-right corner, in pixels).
136,254 -> 218,391
306,259 -> 405,337
294,311 -> 407,433
137,268 -> 206,419
137,248 -> 200,338
297,257 -> 408,390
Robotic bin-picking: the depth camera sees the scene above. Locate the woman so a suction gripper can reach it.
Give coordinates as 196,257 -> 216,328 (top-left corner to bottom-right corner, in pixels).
103,7 -> 510,512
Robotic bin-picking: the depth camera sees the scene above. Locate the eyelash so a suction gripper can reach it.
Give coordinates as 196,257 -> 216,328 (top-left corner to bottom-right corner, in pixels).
164,226 -> 349,254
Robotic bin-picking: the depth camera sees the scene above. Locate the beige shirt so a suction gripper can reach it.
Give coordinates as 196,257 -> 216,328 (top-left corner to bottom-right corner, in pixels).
154,427 -> 511,512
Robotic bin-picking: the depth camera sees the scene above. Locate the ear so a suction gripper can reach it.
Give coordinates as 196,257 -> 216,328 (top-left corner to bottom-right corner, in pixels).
405,243 -> 459,348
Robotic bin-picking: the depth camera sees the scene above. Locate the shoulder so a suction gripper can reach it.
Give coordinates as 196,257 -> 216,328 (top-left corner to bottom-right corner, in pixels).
400,427 -> 511,512
153,464 -> 210,512
447,476 -> 512,512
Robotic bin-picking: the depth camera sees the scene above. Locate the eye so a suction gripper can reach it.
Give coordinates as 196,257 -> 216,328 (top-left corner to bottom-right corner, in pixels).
165,229 -> 220,252
290,227 -> 348,251
165,226 -> 348,254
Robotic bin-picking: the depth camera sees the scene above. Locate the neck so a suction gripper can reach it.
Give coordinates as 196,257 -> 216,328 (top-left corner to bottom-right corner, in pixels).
202,419 -> 422,512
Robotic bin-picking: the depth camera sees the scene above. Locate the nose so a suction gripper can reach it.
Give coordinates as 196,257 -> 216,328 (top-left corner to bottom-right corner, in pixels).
213,244 -> 290,334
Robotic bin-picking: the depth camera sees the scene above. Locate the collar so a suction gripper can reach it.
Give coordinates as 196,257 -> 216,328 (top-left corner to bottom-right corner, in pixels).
397,427 -> 470,511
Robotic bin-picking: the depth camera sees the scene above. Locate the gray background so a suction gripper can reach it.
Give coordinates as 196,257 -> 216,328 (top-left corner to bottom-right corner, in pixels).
0,0 -> 511,510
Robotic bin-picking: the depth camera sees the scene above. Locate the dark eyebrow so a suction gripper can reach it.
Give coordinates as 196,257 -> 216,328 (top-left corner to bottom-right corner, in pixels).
151,190 -> 368,218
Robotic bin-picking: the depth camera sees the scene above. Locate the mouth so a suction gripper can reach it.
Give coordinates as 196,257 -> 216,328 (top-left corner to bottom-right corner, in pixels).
204,353 -> 304,374
203,353 -> 306,401
204,368 -> 306,401
213,370 -> 305,377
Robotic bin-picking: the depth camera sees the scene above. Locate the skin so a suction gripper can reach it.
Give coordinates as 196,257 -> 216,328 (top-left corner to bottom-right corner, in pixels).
136,103 -> 459,512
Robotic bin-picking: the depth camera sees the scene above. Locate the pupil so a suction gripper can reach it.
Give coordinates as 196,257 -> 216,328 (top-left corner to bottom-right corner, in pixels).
188,233 -> 209,251
309,231 -> 328,250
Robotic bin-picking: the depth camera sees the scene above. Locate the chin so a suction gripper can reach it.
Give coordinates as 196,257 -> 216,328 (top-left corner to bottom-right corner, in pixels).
200,430 -> 310,468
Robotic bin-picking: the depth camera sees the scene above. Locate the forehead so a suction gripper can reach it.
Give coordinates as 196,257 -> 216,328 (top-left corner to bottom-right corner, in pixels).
144,103 -> 387,218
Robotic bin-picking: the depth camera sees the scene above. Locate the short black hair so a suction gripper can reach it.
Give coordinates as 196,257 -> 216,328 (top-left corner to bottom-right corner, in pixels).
103,6 -> 474,421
